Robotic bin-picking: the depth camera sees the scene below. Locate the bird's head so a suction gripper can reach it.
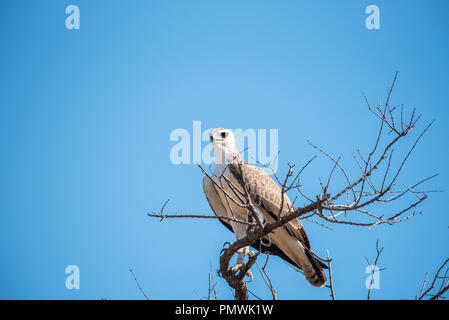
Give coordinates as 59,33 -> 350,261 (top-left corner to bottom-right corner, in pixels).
209,128 -> 237,152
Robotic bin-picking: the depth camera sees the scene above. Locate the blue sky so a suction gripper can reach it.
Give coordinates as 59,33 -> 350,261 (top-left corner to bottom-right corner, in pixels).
0,0 -> 448,300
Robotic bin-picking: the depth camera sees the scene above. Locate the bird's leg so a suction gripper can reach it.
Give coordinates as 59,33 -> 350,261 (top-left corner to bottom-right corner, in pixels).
230,246 -> 247,271
235,246 -> 249,265
229,209 -> 261,281
220,241 -> 233,255
230,246 -> 254,281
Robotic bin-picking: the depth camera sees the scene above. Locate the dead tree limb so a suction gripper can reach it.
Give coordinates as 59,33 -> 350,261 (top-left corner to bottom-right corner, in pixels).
256,255 -> 277,300
365,240 -> 385,300
418,258 -> 449,300
129,268 -> 150,300
326,250 -> 336,300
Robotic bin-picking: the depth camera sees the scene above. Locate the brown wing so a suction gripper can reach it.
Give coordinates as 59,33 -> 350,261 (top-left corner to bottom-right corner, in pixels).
202,176 -> 303,268
230,163 -> 329,287
229,163 -> 312,250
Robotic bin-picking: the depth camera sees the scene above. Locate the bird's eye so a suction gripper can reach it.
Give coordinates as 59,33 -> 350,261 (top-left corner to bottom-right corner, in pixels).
210,136 -> 213,142
221,132 -> 227,138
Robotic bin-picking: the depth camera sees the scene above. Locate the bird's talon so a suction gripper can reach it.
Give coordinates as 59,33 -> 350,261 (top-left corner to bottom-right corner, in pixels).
230,264 -> 254,281
230,263 -> 243,273
245,270 -> 254,282
220,242 -> 233,255
247,250 -> 256,258
223,241 -> 232,248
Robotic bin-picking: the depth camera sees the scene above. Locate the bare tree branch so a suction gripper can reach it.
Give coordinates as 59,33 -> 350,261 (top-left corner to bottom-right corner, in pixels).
418,258 -> 449,300
129,268 -> 150,300
366,240 -> 384,300
256,255 -> 277,300
208,264 -> 218,300
148,199 -> 255,226
325,250 -> 336,300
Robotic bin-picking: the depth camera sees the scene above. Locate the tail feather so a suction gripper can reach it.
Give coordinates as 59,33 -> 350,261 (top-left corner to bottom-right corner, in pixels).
302,248 -> 327,287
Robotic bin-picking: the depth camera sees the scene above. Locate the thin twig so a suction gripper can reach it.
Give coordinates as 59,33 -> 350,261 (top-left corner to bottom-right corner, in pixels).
326,250 -> 336,300
129,268 -> 150,300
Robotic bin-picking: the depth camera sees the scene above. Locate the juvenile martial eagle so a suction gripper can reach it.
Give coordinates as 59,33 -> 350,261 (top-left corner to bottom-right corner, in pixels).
203,128 -> 327,287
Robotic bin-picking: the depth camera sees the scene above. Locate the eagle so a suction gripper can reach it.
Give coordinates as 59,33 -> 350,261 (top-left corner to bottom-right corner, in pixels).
202,128 -> 327,287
